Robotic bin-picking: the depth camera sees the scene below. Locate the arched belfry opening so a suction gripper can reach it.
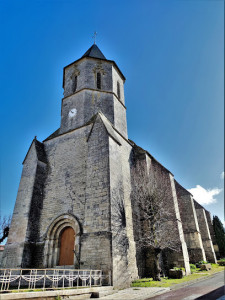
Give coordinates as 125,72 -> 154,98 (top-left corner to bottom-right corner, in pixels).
44,214 -> 81,268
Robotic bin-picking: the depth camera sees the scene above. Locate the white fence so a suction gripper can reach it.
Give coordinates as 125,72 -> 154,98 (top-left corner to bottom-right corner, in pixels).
0,269 -> 111,292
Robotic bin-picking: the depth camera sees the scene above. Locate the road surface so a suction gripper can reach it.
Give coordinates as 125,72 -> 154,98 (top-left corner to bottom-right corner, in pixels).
148,271 -> 225,300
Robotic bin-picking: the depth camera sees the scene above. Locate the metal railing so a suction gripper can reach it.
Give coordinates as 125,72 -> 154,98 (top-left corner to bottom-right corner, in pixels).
0,269 -> 111,292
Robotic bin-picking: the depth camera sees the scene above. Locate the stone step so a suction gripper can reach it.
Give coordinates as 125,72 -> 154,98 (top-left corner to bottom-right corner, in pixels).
67,294 -> 91,299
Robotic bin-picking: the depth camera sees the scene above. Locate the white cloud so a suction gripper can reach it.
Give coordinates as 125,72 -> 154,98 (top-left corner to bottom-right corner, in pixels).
220,172 -> 224,179
188,185 -> 222,205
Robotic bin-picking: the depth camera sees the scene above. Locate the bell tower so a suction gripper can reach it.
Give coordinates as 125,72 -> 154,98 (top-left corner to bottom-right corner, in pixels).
60,44 -> 128,138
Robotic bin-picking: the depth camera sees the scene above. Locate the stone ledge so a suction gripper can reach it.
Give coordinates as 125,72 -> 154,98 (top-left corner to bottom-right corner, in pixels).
0,286 -> 113,300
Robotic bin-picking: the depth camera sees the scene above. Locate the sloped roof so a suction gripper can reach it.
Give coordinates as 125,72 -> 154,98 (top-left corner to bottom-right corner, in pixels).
174,180 -> 193,197
34,139 -> 47,163
81,44 -> 106,60
44,128 -> 60,142
23,138 -> 47,164
129,139 -> 173,175
63,45 -> 126,86
43,112 -> 121,146
87,112 -> 121,145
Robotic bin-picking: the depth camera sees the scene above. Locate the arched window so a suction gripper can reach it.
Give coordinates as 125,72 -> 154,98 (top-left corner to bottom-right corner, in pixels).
117,81 -> 120,99
97,72 -> 101,89
72,76 -> 77,93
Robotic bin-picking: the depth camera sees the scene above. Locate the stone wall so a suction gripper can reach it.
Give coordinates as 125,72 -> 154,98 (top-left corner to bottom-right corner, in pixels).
130,144 -> 190,276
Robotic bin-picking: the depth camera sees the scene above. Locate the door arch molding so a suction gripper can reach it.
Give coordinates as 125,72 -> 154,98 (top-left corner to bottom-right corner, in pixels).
44,214 -> 81,267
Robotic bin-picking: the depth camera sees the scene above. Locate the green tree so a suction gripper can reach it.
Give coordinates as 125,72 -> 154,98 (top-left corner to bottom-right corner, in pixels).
213,216 -> 225,258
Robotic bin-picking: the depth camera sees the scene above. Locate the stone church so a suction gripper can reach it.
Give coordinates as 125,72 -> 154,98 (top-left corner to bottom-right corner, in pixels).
2,44 -> 218,287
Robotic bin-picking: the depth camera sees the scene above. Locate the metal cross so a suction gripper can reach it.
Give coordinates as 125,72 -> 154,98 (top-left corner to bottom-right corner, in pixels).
92,31 -> 97,44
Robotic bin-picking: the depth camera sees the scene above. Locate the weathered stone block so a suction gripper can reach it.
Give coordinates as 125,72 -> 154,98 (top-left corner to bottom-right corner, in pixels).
169,269 -> 184,279
200,263 -> 211,271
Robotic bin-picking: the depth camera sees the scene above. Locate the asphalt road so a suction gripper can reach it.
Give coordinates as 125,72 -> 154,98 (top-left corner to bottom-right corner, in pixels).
148,271 -> 225,300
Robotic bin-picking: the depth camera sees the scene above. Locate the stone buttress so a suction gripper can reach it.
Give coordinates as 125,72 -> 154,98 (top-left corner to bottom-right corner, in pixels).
2,139 -> 47,267
194,201 -> 217,263
175,181 -> 206,263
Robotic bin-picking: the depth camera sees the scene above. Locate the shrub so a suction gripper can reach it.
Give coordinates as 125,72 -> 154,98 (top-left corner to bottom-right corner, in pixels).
190,264 -> 197,273
217,260 -> 225,266
173,267 -> 185,271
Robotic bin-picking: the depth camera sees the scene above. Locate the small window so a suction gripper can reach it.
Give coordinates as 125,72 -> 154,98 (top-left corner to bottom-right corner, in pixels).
72,76 -> 77,93
117,81 -> 120,99
97,72 -> 101,89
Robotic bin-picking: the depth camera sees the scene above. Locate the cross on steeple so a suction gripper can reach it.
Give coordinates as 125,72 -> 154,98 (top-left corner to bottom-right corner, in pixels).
92,31 -> 97,44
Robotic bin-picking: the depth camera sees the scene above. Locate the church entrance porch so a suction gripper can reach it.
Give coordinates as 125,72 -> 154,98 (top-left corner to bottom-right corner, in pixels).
44,214 -> 81,268
59,227 -> 75,266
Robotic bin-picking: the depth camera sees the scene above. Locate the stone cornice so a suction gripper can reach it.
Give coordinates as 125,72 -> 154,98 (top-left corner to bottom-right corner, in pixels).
62,88 -> 126,109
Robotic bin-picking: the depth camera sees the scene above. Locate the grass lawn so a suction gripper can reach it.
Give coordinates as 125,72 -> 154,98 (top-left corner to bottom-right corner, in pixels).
131,264 -> 224,288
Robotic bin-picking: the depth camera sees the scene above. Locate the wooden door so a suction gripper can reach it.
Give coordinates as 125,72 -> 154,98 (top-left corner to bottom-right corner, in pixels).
59,227 -> 75,266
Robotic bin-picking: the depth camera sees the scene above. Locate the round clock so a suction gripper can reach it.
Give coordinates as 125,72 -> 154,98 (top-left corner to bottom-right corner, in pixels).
69,108 -> 77,118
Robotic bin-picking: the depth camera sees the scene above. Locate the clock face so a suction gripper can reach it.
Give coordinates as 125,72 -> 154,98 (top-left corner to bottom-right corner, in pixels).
69,108 -> 77,118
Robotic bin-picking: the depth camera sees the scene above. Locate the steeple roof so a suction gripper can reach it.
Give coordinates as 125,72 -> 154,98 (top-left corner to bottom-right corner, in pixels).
63,44 -> 126,86
81,44 -> 106,60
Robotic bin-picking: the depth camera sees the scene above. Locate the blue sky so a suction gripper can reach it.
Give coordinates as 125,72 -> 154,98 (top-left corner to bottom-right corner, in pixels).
0,0 -> 224,224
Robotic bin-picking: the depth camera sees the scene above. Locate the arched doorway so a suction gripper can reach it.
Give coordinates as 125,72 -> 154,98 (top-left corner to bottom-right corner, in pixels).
44,214 -> 81,268
59,227 -> 75,266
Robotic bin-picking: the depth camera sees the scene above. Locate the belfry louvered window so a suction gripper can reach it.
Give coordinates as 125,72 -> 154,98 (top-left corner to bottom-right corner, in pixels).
117,81 -> 120,99
72,76 -> 77,93
97,72 -> 101,89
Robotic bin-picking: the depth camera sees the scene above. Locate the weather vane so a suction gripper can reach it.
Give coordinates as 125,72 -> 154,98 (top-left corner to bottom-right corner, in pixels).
92,31 -> 97,44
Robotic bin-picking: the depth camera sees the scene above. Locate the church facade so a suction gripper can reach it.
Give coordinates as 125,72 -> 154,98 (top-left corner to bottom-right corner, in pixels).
2,45 -> 218,287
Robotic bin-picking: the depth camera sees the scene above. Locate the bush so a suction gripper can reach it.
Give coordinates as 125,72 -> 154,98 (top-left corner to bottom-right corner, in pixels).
173,267 -> 185,271
196,261 -> 208,268
190,264 -> 197,273
217,260 -> 225,266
